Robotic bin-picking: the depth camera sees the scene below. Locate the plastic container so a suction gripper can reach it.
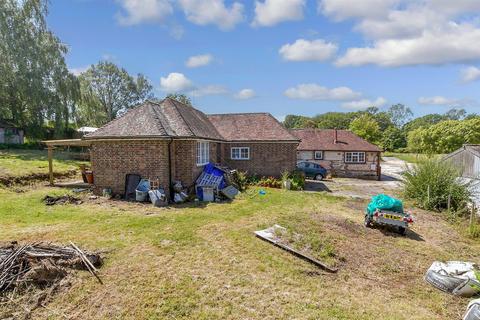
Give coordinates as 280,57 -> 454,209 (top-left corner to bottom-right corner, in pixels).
135,179 -> 150,202
149,189 -> 167,207
197,186 -> 214,202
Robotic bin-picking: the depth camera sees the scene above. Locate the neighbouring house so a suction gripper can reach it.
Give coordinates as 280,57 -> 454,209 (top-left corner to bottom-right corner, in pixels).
0,120 -> 24,144
291,128 -> 382,180
443,145 -> 480,207
83,98 -> 299,196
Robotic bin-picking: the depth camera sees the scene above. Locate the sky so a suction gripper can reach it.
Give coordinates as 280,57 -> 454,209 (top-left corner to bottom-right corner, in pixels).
47,0 -> 480,120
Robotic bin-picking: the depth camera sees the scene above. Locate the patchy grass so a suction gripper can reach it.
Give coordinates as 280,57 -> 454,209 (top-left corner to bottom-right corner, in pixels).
0,149 -> 87,180
1,187 -> 479,319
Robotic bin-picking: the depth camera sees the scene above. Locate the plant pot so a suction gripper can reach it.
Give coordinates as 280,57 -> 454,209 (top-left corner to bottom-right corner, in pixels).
85,171 -> 94,184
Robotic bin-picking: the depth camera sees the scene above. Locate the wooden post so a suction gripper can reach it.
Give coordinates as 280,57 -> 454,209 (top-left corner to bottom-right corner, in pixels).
48,146 -> 54,186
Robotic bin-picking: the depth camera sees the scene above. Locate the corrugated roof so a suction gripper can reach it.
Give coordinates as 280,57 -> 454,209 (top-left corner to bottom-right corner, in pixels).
207,113 -> 299,142
84,99 -> 224,141
291,129 -> 382,152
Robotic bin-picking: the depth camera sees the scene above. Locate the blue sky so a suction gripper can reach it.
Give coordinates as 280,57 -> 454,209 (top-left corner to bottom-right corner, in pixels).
47,0 -> 480,120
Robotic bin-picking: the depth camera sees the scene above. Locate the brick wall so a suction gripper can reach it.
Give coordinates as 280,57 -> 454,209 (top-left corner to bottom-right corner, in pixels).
297,150 -> 380,179
91,140 -> 170,196
91,139 -> 222,197
221,142 -> 298,177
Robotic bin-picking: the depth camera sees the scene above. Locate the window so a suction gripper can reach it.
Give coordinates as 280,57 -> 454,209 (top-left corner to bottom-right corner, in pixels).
196,141 -> 209,166
314,151 -> 323,160
231,147 -> 250,160
345,152 -> 365,163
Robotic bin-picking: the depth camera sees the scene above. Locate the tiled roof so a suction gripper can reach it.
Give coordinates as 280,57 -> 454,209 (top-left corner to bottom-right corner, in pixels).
84,99 -> 224,141
207,113 -> 299,142
291,129 -> 382,152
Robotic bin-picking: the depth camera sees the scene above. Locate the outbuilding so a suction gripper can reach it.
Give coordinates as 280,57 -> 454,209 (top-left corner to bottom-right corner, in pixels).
291,128 -> 382,180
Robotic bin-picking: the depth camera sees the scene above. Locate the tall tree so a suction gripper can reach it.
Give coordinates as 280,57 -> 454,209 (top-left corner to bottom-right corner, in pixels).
165,93 -> 192,106
387,104 -> 413,128
0,0 -> 74,138
78,61 -> 153,125
445,108 -> 466,120
349,114 -> 381,144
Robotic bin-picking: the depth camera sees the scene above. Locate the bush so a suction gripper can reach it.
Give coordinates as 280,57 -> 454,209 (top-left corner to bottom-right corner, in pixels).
230,170 -> 248,191
280,170 -> 305,191
257,176 -> 282,189
401,158 -> 473,212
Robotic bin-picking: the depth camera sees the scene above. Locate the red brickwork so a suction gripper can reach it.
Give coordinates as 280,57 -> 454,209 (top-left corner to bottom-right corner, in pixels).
91,140 -> 170,195
220,142 -> 298,177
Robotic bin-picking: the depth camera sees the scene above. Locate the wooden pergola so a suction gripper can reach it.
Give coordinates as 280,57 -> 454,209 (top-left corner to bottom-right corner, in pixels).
42,139 -> 92,186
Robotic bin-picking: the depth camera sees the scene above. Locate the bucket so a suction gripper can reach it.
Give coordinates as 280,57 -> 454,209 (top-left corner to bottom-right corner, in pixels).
135,179 -> 151,202
85,171 -> 94,184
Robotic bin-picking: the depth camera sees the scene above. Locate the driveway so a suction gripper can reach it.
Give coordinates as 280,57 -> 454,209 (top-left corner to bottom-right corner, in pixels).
305,157 -> 408,199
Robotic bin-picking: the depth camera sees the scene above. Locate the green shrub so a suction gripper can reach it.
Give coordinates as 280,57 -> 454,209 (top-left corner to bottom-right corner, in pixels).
231,170 -> 248,191
257,176 -> 282,189
280,170 -> 305,191
401,158 -> 473,212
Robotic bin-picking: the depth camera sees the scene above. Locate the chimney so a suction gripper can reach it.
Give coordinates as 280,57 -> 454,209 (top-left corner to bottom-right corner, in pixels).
333,128 -> 338,144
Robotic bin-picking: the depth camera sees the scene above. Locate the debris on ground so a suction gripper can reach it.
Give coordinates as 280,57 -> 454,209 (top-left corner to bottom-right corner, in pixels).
0,242 -> 102,293
195,163 -> 239,202
425,261 -> 480,297
0,242 -> 103,318
42,195 -> 83,206
464,298 -> 480,320
255,225 -> 338,273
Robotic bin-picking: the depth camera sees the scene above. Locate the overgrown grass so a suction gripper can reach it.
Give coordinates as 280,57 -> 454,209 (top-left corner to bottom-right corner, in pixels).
0,149 -> 87,178
0,186 -> 478,319
401,158 -> 473,212
383,152 -> 444,164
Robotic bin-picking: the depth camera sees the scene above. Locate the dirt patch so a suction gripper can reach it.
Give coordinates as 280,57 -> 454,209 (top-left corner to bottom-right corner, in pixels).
43,195 -> 83,206
0,170 -> 78,187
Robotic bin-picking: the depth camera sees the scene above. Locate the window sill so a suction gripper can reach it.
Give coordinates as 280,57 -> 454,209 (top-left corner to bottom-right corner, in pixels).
196,162 -> 209,167
231,158 -> 250,161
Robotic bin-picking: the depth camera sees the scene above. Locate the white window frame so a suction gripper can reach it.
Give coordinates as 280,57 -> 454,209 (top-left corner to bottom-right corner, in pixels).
314,150 -> 323,160
231,147 -> 250,160
345,152 -> 366,164
196,141 -> 210,166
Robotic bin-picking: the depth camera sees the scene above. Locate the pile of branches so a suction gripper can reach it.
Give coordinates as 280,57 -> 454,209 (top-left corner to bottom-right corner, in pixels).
43,195 -> 82,206
0,242 -> 102,293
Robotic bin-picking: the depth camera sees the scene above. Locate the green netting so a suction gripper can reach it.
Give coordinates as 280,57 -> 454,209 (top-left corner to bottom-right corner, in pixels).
366,194 -> 404,216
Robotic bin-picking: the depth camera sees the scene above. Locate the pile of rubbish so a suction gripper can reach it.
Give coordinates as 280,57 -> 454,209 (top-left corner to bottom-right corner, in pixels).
43,195 -> 83,206
194,163 -> 239,202
424,261 -> 480,320
366,194 -> 404,216
0,242 -> 102,293
122,163 -> 239,206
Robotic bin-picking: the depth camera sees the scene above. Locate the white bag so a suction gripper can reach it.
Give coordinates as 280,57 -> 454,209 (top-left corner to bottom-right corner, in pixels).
425,261 -> 480,297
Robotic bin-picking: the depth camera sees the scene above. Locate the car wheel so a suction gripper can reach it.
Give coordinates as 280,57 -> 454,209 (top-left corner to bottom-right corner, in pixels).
398,227 -> 407,236
364,215 -> 373,228
314,174 -> 324,181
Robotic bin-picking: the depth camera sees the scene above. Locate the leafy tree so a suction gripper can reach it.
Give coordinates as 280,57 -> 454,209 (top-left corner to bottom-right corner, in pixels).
371,111 -> 394,131
403,113 -> 447,132
0,0 -> 75,138
77,61 -> 153,125
283,115 -> 311,128
381,126 -> 406,151
349,114 -> 381,144
314,112 -> 356,129
387,104 -> 413,128
445,108 -> 466,120
165,93 -> 192,106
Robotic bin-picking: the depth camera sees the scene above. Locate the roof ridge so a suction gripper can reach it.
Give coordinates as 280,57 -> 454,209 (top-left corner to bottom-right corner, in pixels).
208,112 -> 270,116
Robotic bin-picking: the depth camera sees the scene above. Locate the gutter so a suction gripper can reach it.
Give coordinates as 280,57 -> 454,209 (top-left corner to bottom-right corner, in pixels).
168,138 -> 174,201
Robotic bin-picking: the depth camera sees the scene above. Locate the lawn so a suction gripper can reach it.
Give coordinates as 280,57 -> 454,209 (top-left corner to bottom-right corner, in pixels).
0,149 -> 87,180
1,185 -> 478,319
383,152 -> 444,164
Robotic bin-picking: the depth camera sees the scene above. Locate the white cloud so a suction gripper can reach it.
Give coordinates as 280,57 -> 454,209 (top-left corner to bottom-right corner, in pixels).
116,0 -> 173,26
461,66 -> 480,83
341,97 -> 387,110
191,85 -> 228,97
160,72 -> 194,92
418,96 -> 461,106
336,23 -> 480,67
185,54 -> 214,68
279,39 -> 338,62
284,84 -> 361,100
319,0 -> 399,21
178,0 -> 244,31
69,66 -> 89,76
252,0 -> 305,27
234,89 -> 256,100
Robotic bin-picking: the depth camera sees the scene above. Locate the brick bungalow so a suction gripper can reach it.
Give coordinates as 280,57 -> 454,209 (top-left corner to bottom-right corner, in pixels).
84,98 -> 299,196
291,128 -> 382,180
0,120 -> 24,144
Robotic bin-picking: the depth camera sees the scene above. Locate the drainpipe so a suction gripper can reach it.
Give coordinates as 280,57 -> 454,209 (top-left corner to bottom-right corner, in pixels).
334,128 -> 338,144
168,138 -> 174,201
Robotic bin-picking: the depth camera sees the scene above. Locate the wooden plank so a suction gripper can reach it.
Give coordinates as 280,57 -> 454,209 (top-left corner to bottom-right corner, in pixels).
255,231 -> 338,273
42,139 -> 91,147
47,146 -> 54,186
